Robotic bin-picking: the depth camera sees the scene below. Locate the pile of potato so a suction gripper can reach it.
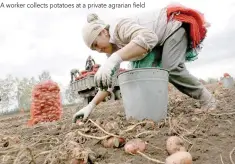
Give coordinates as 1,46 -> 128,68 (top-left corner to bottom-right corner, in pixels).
28,80 -> 62,126
75,65 -> 127,81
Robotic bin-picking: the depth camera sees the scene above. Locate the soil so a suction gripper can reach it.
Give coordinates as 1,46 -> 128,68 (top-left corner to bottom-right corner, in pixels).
0,83 -> 235,164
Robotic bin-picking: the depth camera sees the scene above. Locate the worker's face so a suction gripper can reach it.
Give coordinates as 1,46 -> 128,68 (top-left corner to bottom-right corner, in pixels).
91,29 -> 113,54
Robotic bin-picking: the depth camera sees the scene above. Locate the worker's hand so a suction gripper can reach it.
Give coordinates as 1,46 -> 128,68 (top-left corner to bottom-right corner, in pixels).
94,52 -> 123,89
72,101 -> 96,122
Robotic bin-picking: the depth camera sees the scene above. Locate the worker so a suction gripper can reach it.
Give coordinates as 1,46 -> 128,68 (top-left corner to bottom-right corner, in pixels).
70,68 -> 80,83
85,55 -> 96,71
72,4 -> 216,122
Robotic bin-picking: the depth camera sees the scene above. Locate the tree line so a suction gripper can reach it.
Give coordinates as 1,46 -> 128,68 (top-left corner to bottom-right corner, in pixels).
0,71 -> 79,115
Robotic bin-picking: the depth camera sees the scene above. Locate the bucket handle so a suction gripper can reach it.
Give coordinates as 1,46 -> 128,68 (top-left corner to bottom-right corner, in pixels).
118,67 -> 170,77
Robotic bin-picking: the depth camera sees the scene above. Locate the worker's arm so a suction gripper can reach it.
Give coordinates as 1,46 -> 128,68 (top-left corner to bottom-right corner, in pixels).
94,18 -> 159,88
92,64 -> 118,104
117,42 -> 147,61
114,18 -> 159,61
91,90 -> 109,105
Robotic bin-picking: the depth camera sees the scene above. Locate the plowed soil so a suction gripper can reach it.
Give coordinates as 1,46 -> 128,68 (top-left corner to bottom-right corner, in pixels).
0,83 -> 235,164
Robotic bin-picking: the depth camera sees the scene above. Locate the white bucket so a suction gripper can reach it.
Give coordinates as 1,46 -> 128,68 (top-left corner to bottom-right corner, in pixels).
222,77 -> 235,89
118,68 -> 169,122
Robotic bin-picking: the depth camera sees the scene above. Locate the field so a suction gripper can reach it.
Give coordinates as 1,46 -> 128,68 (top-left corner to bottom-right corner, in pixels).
0,83 -> 235,164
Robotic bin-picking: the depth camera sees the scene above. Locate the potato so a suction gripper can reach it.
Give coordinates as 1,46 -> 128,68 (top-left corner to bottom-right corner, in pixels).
166,136 -> 186,155
70,159 -> 85,164
124,138 -> 146,154
76,119 -> 84,126
104,121 -> 119,132
101,137 -> 125,148
165,151 -> 192,164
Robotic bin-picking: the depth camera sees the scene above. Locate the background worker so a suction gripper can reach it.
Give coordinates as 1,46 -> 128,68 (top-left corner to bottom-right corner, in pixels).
70,68 -> 81,83
85,55 -> 96,71
72,4 -> 216,122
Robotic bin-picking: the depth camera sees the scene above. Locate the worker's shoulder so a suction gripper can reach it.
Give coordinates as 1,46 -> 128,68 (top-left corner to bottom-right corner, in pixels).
107,17 -> 127,27
107,18 -> 126,39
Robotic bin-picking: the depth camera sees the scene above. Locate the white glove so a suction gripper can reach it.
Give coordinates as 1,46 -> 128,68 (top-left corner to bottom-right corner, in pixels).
94,52 -> 123,89
72,101 -> 96,122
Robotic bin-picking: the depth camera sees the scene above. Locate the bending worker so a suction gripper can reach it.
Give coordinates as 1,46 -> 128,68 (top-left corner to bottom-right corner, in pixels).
72,4 -> 216,122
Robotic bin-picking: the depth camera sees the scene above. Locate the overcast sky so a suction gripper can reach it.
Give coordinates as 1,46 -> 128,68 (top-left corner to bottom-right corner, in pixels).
0,0 -> 235,87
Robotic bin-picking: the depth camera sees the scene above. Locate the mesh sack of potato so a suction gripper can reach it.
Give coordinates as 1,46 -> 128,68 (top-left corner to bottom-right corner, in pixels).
27,80 -> 62,125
